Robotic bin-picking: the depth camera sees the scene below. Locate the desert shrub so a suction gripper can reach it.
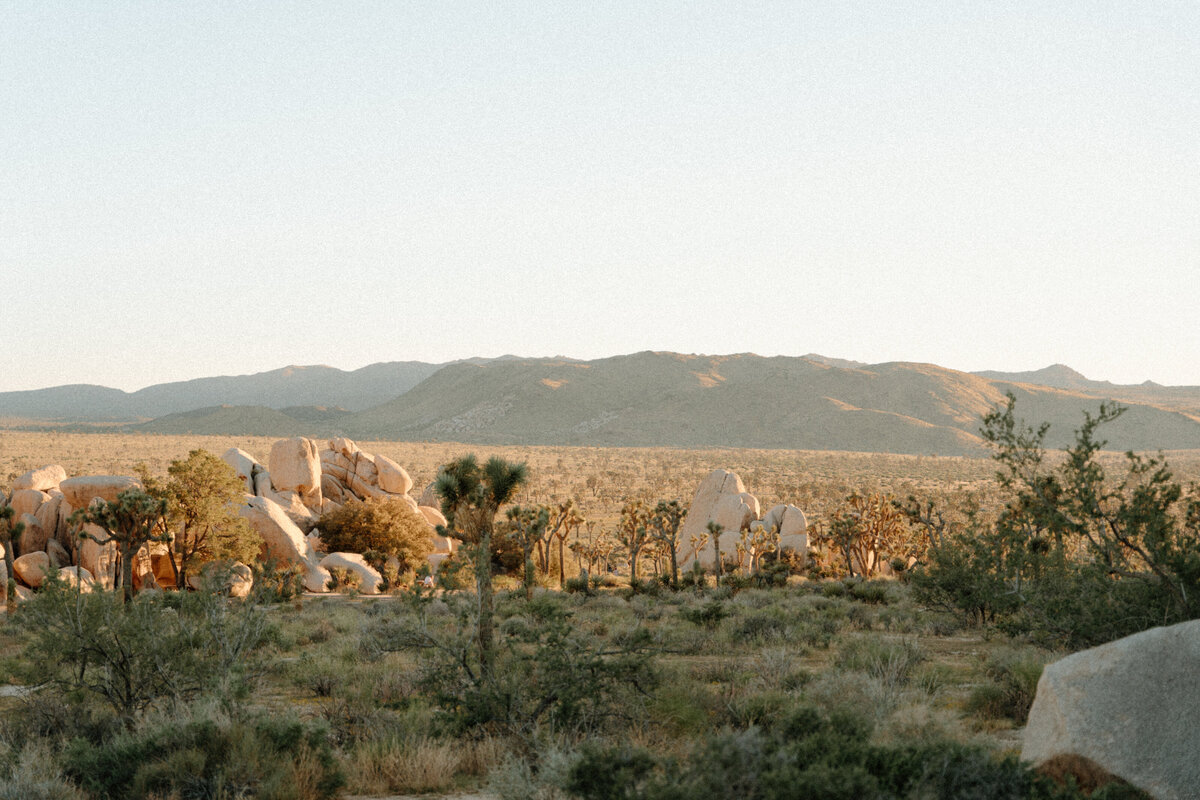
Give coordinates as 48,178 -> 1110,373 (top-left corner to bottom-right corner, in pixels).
821,580 -> 848,598
16,583 -> 267,724
848,579 -> 892,605
0,694 -> 121,753
564,574 -> 591,594
61,709 -> 343,800
834,636 -> 925,682
565,703 -> 1092,799
325,566 -> 361,593
251,556 -> 306,603
732,610 -> 789,643
414,592 -> 658,742
678,598 -> 729,629
749,558 -> 791,588
317,498 -> 434,571
914,397 -> 1200,648
967,650 -> 1047,724
0,741 -> 87,800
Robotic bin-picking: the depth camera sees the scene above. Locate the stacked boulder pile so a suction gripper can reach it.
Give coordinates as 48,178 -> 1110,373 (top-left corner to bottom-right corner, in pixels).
221,436 -> 454,593
1,468 -> 174,595
675,468 -> 809,569
1,437 -> 452,600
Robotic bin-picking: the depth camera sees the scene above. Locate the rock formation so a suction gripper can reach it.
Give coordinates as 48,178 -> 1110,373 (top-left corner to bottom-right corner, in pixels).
319,552 -> 384,594
13,464 -> 67,492
239,495 -> 330,594
677,469 -> 761,568
3,439 -> 458,601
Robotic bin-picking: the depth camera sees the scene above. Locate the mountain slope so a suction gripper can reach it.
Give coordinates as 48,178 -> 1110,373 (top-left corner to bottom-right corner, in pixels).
343,353 -> 1200,454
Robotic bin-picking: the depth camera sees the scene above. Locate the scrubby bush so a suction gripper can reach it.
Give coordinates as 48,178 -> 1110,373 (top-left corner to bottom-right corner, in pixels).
60,709 -> 343,800
678,598 -> 729,629
251,556 -> 306,603
967,650 -> 1047,724
913,396 -> 1200,648
564,703 -> 1104,799
317,498 -> 434,572
16,582 -> 267,725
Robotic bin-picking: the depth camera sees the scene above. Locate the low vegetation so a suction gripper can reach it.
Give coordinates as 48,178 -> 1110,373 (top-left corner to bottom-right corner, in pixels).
0,395 -> 1188,798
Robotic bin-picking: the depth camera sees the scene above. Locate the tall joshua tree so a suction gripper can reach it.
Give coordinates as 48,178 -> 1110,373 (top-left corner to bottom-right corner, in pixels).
434,454 -> 527,678
649,500 -> 687,589
616,500 -> 652,586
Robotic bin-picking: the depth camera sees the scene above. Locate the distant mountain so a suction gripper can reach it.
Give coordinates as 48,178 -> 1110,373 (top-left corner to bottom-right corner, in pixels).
0,361 -> 443,421
0,384 -> 138,421
12,353 -> 1200,454
974,364 -> 1101,392
975,365 -> 1200,419
801,353 -> 869,370
131,405 -> 318,437
341,353 -> 1200,454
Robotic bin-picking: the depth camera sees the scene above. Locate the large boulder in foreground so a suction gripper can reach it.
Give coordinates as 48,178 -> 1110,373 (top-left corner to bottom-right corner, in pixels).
239,495 -> 330,593
374,455 -> 413,495
10,489 -> 48,519
13,551 -> 50,589
1022,619 -> 1200,799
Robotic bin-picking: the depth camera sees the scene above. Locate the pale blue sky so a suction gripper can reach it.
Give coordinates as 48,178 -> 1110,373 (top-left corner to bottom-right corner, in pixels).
3,2 -> 1198,392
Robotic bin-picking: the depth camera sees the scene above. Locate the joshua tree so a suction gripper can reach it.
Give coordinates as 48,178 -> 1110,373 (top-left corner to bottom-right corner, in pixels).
649,500 -> 686,588
707,520 -> 724,580
73,488 -> 169,602
435,454 -> 528,678
616,500 -> 652,586
506,504 -> 549,600
546,498 -> 584,587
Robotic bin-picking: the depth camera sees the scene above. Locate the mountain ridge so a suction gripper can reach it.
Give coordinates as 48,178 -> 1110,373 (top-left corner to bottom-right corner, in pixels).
8,353 -> 1200,455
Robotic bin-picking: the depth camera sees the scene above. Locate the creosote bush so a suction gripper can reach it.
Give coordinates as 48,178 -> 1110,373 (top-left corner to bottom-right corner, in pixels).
317,497 -> 434,572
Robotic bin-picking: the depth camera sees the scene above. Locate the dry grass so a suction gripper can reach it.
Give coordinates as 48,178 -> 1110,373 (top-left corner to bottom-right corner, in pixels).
344,737 -> 465,795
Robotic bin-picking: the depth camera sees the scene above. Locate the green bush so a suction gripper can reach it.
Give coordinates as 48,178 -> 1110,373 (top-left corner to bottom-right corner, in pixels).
967,651 -> 1046,724
848,580 -> 891,605
564,703 -> 1100,799
251,557 -> 306,603
913,396 -> 1200,648
317,497 -> 434,572
61,710 -> 343,800
678,599 -> 729,629
16,584 -> 267,723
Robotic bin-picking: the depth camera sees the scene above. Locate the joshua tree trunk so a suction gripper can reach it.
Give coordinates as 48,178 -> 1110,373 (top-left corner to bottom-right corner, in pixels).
558,537 -> 566,588
476,531 -> 496,678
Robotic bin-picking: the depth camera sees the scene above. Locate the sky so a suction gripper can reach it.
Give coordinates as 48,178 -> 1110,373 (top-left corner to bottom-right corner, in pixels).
3,2 -> 1199,392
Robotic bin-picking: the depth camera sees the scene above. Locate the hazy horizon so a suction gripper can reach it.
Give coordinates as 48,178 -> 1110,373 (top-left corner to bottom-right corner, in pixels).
0,349 -> 1178,396
5,4 -> 1198,392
